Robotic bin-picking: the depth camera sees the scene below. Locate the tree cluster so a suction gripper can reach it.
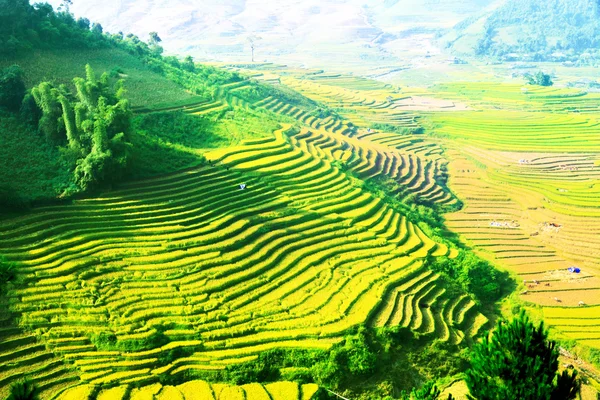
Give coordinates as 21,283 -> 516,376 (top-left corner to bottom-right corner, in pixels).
525,71 -> 554,86
427,252 -> 509,304
31,64 -> 132,190
467,0 -> 600,62
0,0 -> 108,55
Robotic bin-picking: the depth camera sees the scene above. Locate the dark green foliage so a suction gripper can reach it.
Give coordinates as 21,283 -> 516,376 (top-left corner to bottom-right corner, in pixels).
312,327 -> 379,388
132,111 -> 225,149
182,56 -> 195,73
526,71 -> 554,87
89,331 -> 117,350
0,112 -> 73,208
0,0 -> 109,55
428,251 -> 509,304
31,64 -> 132,190
225,352 -> 282,385
407,340 -> 469,380
19,92 -> 41,126
465,311 -> 579,400
6,378 -> 39,400
0,255 -> 16,295
113,328 -> 169,352
0,65 -> 26,112
400,381 -> 454,400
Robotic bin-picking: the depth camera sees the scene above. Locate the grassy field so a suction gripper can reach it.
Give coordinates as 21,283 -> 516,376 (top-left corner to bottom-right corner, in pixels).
0,48 -> 201,110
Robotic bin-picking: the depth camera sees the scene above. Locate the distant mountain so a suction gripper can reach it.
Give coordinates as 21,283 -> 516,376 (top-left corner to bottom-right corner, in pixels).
445,0 -> 600,61
47,0 -> 496,67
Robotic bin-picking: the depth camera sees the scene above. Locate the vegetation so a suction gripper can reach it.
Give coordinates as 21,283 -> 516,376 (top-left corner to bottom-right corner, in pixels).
400,382 -> 453,400
0,65 -> 26,111
466,311 -> 579,400
525,71 -> 553,87
5,379 -> 39,400
464,0 -> 600,61
427,252 -> 509,304
31,64 -> 132,190
0,255 -> 16,294
2,1 -> 600,399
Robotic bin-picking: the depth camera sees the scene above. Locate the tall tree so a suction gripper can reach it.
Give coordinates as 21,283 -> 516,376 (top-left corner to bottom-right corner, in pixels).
465,311 -> 578,400
149,31 -> 162,45
32,65 -> 132,190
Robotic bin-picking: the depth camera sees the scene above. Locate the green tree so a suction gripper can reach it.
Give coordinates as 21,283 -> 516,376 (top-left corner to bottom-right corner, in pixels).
526,71 -> 553,86
31,65 -> 132,190
0,65 -> 26,112
465,311 -> 579,400
31,82 -> 66,143
183,55 -> 196,72
6,379 -> 39,400
149,31 -> 162,45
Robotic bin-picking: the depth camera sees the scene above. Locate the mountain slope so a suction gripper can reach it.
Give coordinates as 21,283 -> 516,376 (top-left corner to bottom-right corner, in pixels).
47,0 -> 497,67
446,0 -> 600,60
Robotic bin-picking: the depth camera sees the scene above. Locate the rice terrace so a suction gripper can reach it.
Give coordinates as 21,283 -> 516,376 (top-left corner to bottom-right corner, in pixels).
1,0 -> 600,399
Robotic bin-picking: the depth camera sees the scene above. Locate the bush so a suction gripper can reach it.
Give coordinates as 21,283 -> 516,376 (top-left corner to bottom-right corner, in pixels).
427,251 -> 509,304
6,379 -> 39,400
0,65 -> 26,112
0,255 -> 17,295
225,351 -> 282,385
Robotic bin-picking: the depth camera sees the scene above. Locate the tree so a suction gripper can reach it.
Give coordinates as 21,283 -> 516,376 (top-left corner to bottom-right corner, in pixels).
526,71 -> 553,86
58,0 -> 72,13
6,379 -> 39,400
149,31 -> 162,45
91,22 -> 103,35
465,311 -> 579,400
31,65 -> 132,190
0,65 -> 26,112
247,35 -> 261,62
183,55 -> 195,72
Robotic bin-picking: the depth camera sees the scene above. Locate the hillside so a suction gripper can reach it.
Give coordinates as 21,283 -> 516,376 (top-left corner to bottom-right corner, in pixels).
446,0 -> 600,62
3,1 -> 600,400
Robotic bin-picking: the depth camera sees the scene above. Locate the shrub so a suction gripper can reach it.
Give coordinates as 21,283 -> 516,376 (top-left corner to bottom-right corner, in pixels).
0,255 -> 17,294
427,251 -> 509,304
0,65 -> 26,112
6,379 -> 39,400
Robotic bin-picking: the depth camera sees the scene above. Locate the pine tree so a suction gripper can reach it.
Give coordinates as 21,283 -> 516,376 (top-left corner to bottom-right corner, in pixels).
465,311 -> 578,400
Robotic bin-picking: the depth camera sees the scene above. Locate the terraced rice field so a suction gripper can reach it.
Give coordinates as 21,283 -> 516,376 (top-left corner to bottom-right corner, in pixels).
6,61 -> 596,397
421,82 -> 600,348
0,121 -> 485,397
57,380 -> 319,400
